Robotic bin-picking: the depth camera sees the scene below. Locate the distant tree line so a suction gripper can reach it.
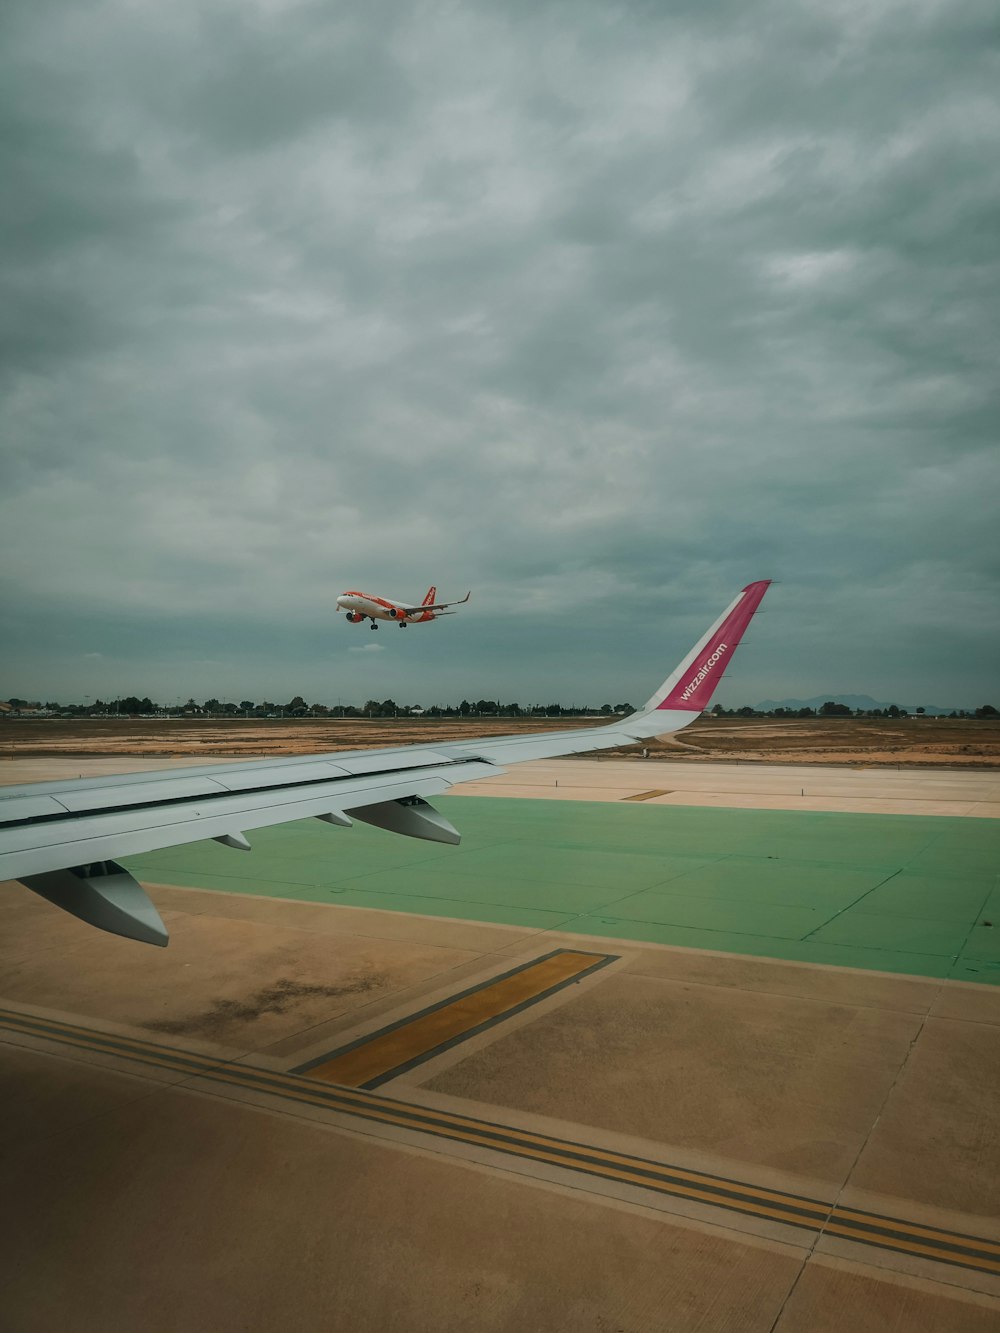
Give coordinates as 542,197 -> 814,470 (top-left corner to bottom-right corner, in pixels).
1,695 -> 639,719
356,699 -> 638,718
709,702 -> 999,720
4,696 -> 997,720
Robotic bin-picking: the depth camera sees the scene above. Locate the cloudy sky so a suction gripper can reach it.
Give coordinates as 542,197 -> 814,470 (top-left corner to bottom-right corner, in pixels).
2,0 -> 998,710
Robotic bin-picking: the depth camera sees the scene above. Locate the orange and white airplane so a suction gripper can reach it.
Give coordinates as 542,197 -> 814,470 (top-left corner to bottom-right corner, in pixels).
336,586 -> 471,629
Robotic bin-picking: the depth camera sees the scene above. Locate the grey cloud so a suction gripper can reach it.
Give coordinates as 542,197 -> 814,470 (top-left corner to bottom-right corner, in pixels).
1,0 -> 997,707
171,7 -> 414,152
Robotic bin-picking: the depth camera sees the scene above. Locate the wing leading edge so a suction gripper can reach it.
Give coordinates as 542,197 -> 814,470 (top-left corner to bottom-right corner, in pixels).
0,580 -> 770,945
417,591 -> 471,614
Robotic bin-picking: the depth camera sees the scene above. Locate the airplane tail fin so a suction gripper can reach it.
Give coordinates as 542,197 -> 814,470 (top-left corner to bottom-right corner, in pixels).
422,586 -> 437,607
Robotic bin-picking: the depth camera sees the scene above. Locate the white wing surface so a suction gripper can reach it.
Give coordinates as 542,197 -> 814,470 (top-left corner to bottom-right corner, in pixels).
0,581 -> 770,946
418,591 -> 471,613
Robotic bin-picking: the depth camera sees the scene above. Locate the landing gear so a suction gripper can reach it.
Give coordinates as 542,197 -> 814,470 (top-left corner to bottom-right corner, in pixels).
398,619 -> 407,628
370,620 -> 379,630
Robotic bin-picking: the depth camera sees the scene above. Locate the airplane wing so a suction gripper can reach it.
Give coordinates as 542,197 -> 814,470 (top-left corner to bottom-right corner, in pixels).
416,591 -> 471,613
0,581 -> 770,946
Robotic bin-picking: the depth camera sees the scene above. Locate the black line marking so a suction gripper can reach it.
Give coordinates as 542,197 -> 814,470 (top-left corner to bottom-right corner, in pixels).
834,1204 -> 1000,1253
0,1008 -> 836,1217
829,1214 -> 1000,1262
3,1008 -> 998,1275
823,1223 -> 1000,1276
0,1009 -> 224,1077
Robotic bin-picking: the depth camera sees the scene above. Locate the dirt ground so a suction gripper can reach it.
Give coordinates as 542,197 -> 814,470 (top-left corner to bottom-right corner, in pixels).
659,716 -> 1000,768
1,714 -> 998,767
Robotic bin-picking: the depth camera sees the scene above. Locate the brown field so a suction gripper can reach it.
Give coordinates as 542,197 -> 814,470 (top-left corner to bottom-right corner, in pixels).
634,715 -> 1000,768
1,714 -> 998,767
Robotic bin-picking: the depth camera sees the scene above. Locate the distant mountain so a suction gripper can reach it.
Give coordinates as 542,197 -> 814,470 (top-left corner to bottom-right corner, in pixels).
752,695 -> 959,716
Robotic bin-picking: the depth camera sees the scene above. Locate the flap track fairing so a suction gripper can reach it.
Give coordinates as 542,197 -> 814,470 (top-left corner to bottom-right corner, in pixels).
18,861 -> 169,947
349,796 -> 461,845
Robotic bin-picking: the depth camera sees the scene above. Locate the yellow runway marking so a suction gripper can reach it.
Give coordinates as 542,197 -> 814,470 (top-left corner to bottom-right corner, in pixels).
298,949 -> 614,1088
621,789 -> 671,802
833,1206 -> 1000,1258
3,1005 -> 1000,1278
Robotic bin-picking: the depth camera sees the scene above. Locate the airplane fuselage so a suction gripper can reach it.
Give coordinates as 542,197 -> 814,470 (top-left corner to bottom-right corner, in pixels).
336,592 -> 433,626
337,585 -> 469,628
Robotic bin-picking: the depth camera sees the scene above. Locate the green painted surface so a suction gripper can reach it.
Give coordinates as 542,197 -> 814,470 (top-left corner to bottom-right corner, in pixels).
125,796 -> 1000,985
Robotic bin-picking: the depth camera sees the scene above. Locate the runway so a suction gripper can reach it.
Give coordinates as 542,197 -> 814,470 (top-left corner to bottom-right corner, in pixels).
1,756 -> 998,1329
2,882 -> 999,1329
450,757 -> 1000,817
4,999 -> 999,1278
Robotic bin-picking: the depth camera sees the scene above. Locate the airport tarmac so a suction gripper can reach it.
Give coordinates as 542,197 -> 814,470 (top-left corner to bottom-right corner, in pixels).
117,787 -> 1000,983
1,758 -> 998,1329
450,757 -> 1000,818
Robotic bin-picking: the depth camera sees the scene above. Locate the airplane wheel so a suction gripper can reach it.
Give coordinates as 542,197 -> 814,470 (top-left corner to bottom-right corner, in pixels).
370,621 -> 378,630
399,621 -> 407,628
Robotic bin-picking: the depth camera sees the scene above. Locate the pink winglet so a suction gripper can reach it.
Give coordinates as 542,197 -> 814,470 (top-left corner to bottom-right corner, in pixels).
656,580 -> 771,712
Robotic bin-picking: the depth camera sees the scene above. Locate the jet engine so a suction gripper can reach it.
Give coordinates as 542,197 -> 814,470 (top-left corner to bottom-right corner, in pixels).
387,607 -> 399,618
345,612 -> 363,624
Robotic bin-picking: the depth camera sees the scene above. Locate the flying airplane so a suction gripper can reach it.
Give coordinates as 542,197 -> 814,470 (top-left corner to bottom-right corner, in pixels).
336,586 -> 471,629
0,580 -> 771,947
